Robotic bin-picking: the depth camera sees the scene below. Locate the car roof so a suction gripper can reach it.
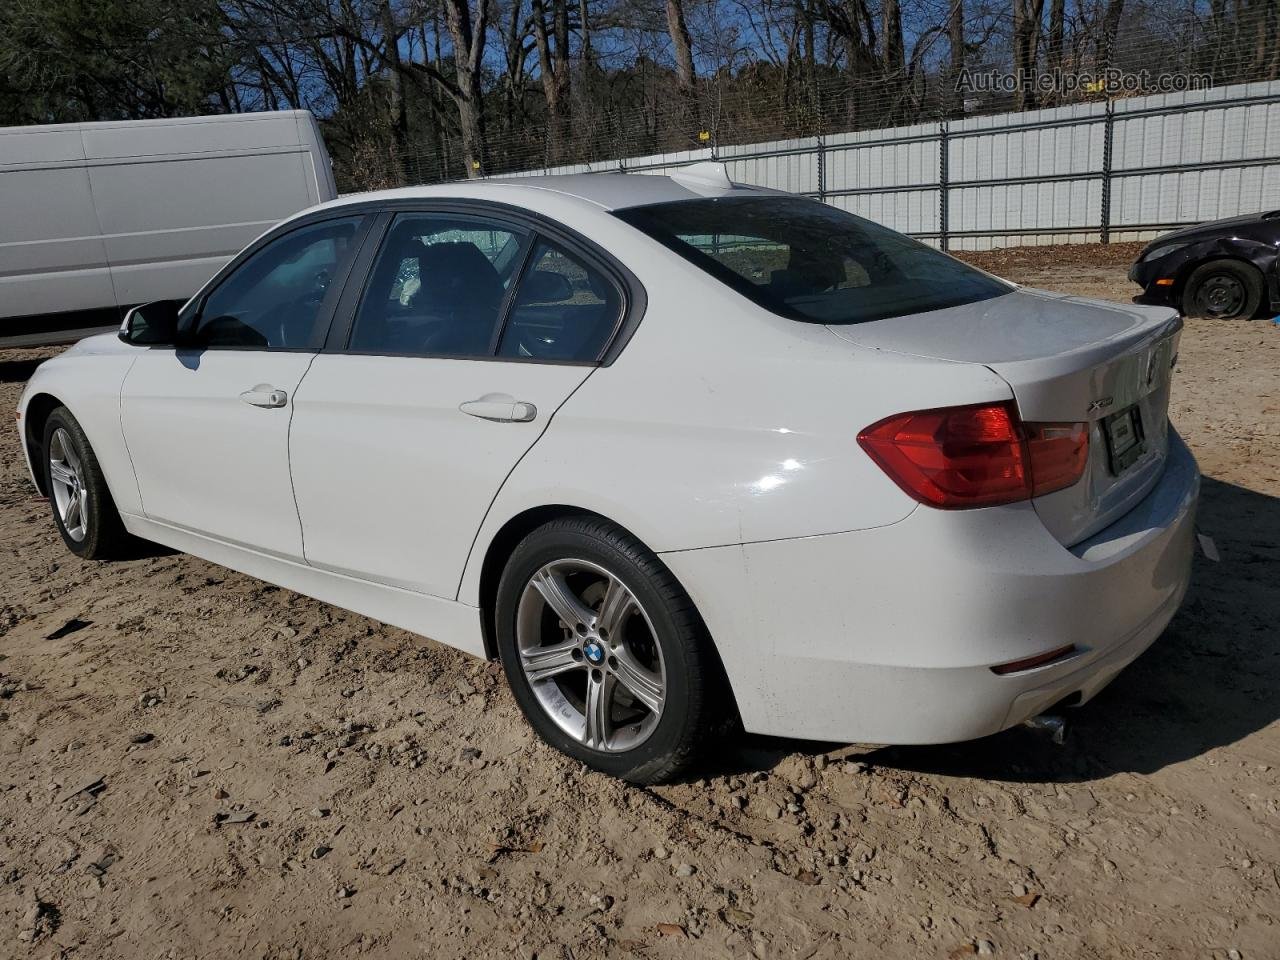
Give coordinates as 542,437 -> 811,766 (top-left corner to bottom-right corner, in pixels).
315,168 -> 784,216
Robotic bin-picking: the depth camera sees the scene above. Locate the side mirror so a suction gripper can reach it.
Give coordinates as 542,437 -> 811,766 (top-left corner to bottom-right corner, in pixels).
119,300 -> 180,346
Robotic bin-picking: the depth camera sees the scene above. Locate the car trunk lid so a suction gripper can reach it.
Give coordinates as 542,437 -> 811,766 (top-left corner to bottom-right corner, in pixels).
827,287 -> 1182,546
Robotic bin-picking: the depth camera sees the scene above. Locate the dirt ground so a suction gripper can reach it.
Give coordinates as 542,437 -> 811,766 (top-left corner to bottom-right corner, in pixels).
1,244 -> 1277,960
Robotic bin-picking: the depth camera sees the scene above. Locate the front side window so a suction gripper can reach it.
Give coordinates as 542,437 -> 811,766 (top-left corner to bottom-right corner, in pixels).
196,217 -> 361,348
615,196 -> 1010,324
497,241 -> 622,361
349,214 -> 527,356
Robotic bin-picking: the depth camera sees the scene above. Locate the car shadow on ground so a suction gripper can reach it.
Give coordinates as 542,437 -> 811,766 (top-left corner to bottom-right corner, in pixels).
702,475 -> 1278,785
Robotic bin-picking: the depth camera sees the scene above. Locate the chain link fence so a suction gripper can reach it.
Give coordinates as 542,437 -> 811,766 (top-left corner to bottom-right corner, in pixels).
378,30 -> 1280,250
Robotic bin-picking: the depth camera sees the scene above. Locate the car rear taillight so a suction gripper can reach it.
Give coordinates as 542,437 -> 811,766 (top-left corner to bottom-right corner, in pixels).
1024,422 -> 1089,497
857,402 -> 1088,510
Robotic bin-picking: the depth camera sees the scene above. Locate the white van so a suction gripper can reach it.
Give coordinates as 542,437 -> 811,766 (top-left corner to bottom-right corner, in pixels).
0,110 -> 337,347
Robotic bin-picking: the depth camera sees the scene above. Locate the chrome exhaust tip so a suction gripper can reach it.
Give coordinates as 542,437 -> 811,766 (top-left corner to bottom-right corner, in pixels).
1023,714 -> 1067,745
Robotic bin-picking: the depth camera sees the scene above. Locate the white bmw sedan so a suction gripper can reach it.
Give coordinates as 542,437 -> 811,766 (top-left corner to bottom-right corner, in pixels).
17,166 -> 1199,783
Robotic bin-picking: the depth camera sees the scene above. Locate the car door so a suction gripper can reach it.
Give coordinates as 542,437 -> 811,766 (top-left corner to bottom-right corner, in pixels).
119,214 -> 366,560
288,207 -> 630,598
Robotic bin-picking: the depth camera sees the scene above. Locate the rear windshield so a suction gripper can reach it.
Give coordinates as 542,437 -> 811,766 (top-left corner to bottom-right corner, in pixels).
615,196 -> 1010,324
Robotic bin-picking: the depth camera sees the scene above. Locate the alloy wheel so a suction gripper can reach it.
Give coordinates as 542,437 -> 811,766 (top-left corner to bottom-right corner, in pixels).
515,558 -> 666,753
48,427 -> 89,542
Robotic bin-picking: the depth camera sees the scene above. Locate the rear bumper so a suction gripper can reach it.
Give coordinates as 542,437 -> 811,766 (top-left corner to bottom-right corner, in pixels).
663,431 -> 1200,744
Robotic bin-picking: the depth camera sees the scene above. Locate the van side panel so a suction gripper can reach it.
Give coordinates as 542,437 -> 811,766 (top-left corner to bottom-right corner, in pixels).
295,111 -> 338,202
0,129 -> 116,319
0,111 -> 336,335
83,114 -> 325,307
89,150 -> 319,305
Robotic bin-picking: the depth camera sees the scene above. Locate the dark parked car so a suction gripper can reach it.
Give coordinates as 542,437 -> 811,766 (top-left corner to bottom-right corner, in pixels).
1130,210 -> 1280,320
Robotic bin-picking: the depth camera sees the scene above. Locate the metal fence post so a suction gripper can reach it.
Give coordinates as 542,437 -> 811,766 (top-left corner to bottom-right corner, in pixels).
1100,100 -> 1115,244
938,121 -> 950,252
817,135 -> 826,202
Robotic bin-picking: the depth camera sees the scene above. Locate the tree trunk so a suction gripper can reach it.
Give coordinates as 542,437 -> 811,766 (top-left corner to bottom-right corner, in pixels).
1012,0 -> 1045,110
578,0 -> 593,71
501,0 -> 528,137
948,0 -> 965,114
881,0 -> 905,118
1047,0 -> 1064,84
665,0 -> 697,97
443,0 -> 489,177
1097,0 -> 1124,69
532,0 -> 571,163
379,0 -> 407,181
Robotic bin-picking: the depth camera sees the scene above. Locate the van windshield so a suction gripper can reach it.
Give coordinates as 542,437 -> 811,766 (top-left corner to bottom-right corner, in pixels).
614,196 -> 1010,324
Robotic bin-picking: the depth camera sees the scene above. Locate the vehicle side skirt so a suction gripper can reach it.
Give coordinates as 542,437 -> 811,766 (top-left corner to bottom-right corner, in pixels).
121,513 -> 486,658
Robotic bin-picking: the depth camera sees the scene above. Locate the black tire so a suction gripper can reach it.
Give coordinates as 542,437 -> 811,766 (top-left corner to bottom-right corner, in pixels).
42,406 -> 132,559
1181,258 -> 1264,320
495,516 -> 733,784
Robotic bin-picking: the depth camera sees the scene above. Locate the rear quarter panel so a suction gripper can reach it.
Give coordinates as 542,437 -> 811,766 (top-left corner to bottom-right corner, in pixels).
457,217 -> 1014,603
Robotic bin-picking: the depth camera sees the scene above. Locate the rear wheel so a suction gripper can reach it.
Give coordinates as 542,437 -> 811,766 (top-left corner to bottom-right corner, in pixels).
42,407 -> 131,559
1181,259 -> 1263,320
495,516 -> 730,783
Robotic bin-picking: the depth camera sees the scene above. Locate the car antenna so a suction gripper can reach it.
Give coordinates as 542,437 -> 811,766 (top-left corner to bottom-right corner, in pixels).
670,161 -> 735,194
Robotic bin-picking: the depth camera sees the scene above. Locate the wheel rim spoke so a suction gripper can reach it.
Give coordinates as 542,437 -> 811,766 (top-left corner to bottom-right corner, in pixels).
530,569 -> 596,629
64,492 -> 82,530
596,576 -> 635,638
49,461 -> 76,487
63,440 -> 82,475
610,646 -> 664,714
583,670 -> 615,750
521,640 -> 581,683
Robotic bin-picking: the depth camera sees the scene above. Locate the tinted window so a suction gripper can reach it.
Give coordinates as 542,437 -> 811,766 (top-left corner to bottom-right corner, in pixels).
498,242 -> 622,361
196,217 -> 360,348
350,214 -> 527,356
615,197 -> 1010,324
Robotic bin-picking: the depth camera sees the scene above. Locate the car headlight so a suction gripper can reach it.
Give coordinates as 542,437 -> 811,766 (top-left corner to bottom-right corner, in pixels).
1142,242 -> 1188,262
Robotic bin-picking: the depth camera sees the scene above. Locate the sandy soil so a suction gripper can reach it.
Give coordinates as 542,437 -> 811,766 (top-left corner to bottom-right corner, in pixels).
1,246 -> 1277,960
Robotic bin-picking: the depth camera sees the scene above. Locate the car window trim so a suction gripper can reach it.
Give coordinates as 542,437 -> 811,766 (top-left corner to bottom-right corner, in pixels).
330,208 -> 537,360
492,235 -> 625,363
318,197 -> 644,365
486,231 -> 539,356
323,210 -> 393,352
178,212 -> 374,354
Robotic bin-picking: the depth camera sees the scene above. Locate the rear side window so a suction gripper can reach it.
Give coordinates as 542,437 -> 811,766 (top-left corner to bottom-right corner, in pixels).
349,213 -> 528,357
498,242 -> 622,361
615,196 -> 1010,324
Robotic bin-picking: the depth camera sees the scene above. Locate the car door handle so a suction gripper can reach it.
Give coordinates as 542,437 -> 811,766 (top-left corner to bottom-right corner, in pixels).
459,394 -> 537,423
239,385 -> 288,408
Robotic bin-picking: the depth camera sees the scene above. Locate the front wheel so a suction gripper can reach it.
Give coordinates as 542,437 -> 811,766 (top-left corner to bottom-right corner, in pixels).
495,516 -> 731,783
1181,258 -> 1264,320
42,407 -> 132,559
